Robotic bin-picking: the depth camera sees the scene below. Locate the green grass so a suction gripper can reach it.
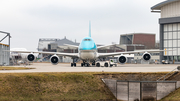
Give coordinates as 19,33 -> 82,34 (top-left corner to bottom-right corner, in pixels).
0,73 -> 115,101
160,87 -> 180,101
0,66 -> 34,70
0,72 -> 175,101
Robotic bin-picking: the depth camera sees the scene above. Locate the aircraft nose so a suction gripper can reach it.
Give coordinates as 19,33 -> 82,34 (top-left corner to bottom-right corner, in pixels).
80,42 -> 95,50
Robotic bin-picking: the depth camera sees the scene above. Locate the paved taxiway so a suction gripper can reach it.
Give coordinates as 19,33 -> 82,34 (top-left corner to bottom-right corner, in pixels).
0,63 -> 179,73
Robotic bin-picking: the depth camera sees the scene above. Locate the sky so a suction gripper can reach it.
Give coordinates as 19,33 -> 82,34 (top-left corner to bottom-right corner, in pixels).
0,0 -> 164,51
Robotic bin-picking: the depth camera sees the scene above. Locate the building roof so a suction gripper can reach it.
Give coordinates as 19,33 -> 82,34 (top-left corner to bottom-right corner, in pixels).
0,43 -> 9,47
151,0 -> 179,10
50,37 -> 79,46
120,33 -> 155,36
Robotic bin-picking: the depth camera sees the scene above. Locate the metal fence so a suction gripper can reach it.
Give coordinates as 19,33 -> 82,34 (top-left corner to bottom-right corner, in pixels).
0,44 -> 10,65
102,79 -> 180,101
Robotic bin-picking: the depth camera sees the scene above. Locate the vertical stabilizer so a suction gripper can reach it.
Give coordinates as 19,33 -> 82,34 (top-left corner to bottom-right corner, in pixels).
89,21 -> 91,37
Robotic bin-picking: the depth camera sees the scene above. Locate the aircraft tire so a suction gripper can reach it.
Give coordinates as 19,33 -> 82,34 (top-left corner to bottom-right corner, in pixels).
96,63 -> 100,67
71,63 -> 74,67
81,63 -> 84,67
104,63 -> 108,67
74,63 -> 76,67
84,63 -> 87,67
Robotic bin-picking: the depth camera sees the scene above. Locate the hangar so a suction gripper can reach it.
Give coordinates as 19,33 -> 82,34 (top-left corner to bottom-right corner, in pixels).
0,31 -> 10,65
151,0 -> 180,64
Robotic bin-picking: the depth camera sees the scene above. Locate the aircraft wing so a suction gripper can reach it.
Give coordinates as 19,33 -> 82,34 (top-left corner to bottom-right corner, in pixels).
98,49 -> 172,57
63,44 -> 79,48
5,50 -> 79,58
97,44 -> 115,49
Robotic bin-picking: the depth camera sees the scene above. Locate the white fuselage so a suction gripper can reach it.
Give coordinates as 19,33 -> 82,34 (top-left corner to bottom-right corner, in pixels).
79,50 -> 98,61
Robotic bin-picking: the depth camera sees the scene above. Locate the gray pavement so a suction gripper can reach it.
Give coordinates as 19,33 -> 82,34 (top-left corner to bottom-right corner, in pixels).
0,63 -> 179,73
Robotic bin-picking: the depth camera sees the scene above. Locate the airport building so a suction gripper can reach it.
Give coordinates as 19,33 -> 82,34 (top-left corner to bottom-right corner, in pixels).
151,0 -> 180,63
0,43 -> 10,65
0,31 -> 10,65
119,33 -> 160,63
120,33 -> 156,50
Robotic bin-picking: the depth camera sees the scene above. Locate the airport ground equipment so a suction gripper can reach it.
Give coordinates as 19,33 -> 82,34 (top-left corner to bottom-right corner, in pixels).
96,59 -> 117,67
162,60 -> 170,64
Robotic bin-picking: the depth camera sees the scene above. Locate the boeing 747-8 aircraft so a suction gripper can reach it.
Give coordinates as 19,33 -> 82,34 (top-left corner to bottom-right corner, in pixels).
8,22 -> 170,67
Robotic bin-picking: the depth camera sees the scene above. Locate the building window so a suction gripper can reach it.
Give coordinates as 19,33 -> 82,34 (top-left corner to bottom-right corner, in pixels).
174,56 -> 178,62
173,24 -> 177,31
168,24 -> 173,31
163,23 -> 180,57
168,32 -> 172,39
178,32 -> 180,39
178,24 -> 180,31
173,32 -> 177,39
164,40 -> 168,47
178,56 -> 180,62
173,40 -> 177,47
164,33 -> 167,39
173,48 -> 178,55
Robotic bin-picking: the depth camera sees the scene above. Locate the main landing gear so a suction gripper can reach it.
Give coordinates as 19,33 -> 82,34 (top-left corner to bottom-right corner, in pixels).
71,63 -> 76,67
71,58 -> 77,67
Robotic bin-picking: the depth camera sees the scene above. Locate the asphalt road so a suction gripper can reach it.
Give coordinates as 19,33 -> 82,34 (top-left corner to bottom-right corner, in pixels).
0,63 -> 179,73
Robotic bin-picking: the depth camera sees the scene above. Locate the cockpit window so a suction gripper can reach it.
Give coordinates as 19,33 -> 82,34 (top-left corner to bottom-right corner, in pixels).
84,39 -> 91,41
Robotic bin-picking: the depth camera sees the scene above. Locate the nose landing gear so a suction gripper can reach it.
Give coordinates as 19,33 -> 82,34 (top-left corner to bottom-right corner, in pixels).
81,61 -> 90,67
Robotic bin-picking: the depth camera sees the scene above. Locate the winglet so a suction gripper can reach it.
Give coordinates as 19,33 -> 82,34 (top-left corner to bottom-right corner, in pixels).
89,20 -> 91,37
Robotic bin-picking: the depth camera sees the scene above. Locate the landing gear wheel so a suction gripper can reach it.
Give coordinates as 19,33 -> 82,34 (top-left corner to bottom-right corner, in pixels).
71,63 -> 74,67
81,63 -> 84,67
92,63 -> 95,66
104,63 -> 108,67
84,63 -> 90,67
96,63 -> 100,67
71,63 -> 76,67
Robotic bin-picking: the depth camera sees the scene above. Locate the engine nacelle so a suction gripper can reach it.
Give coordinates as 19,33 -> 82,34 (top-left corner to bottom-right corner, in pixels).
27,54 -> 35,61
50,55 -> 59,65
142,52 -> 151,61
118,55 -> 127,64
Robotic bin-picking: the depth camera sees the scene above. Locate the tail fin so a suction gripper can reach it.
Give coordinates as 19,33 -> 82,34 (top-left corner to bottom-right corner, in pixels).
89,20 -> 91,37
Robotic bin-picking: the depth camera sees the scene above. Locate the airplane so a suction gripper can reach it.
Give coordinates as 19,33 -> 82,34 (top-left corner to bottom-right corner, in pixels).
10,48 -> 38,64
6,22 -> 171,67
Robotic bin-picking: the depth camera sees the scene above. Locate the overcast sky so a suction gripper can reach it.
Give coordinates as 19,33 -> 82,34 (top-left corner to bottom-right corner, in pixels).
0,0 -> 164,51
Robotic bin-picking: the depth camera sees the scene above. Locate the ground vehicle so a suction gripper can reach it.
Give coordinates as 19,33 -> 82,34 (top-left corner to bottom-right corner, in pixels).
96,59 -> 117,67
162,60 -> 170,64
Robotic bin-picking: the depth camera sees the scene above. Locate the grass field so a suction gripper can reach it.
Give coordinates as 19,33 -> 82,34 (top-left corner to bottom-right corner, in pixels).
1,72 -> 180,101
0,66 -> 34,70
0,72 -> 115,101
160,87 -> 180,101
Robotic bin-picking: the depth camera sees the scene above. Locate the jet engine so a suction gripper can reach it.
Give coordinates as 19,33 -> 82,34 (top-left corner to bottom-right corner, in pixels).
118,55 -> 127,64
50,55 -> 59,65
27,54 -> 35,61
142,52 -> 151,61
